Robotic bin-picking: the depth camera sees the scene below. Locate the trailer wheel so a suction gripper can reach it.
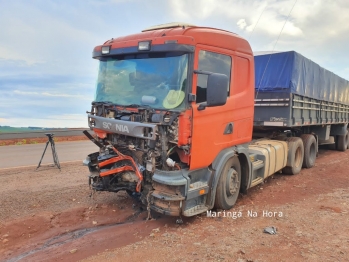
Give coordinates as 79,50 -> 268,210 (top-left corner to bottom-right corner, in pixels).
336,130 -> 348,152
300,134 -> 317,168
214,156 -> 241,210
283,137 -> 304,175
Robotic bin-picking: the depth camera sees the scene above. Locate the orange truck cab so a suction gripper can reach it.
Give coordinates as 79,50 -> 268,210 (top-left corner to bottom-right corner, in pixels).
83,23 -> 348,218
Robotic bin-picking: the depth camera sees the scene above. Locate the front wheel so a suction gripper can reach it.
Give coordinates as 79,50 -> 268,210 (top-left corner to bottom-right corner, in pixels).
214,156 -> 241,210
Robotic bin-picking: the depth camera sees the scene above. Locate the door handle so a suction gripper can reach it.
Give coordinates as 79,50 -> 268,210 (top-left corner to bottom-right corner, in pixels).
223,122 -> 234,134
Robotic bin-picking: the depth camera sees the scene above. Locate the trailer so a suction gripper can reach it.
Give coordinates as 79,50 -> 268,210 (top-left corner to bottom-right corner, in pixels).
83,23 -> 349,219
254,51 -> 349,128
253,51 -> 349,173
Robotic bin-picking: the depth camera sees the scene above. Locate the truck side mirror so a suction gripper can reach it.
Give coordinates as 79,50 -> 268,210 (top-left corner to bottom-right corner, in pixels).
194,70 -> 229,111
206,73 -> 228,107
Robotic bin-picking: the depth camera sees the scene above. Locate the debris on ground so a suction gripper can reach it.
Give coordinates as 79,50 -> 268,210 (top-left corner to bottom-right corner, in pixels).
263,226 -> 277,235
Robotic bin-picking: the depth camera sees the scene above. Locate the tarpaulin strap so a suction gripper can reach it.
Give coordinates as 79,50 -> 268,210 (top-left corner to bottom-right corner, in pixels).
100,165 -> 135,177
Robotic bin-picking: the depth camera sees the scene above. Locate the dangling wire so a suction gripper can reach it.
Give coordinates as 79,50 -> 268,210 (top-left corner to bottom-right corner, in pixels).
255,0 -> 298,100
250,2 -> 268,35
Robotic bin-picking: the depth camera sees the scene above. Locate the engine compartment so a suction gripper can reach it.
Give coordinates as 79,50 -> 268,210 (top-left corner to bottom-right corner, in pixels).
84,102 -> 191,204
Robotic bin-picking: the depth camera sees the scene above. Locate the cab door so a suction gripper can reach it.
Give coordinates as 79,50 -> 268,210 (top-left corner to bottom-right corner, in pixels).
189,45 -> 253,170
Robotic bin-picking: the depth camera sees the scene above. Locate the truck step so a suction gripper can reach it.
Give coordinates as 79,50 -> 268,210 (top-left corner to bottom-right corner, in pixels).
187,181 -> 209,199
252,159 -> 264,170
250,177 -> 264,187
183,205 -> 208,217
189,181 -> 208,191
249,154 -> 257,162
152,191 -> 185,201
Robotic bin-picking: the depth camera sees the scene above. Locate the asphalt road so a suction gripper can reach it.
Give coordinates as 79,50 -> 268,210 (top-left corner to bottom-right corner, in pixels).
0,141 -> 99,169
0,128 -> 91,140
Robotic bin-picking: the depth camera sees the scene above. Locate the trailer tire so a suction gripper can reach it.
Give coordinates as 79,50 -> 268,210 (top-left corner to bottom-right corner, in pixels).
300,134 -> 317,168
282,137 -> 304,175
214,156 -> 241,210
336,130 -> 348,152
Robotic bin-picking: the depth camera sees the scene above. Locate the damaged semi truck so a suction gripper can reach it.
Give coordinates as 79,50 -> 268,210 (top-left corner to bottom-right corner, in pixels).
83,23 -> 349,218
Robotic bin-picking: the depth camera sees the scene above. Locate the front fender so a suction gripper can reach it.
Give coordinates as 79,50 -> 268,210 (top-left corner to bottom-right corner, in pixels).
207,143 -> 251,209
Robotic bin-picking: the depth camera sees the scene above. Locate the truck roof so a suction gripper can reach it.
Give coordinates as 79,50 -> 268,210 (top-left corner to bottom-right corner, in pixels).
96,23 -> 253,56
142,22 -> 197,32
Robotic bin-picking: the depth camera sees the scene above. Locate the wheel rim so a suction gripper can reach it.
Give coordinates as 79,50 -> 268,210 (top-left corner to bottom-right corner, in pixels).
294,146 -> 302,168
226,167 -> 239,197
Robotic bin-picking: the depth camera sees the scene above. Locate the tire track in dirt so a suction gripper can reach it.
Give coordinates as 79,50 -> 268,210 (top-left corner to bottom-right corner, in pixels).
6,210 -> 144,262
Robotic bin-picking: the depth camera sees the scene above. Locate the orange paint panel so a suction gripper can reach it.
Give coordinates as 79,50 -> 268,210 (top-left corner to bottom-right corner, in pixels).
237,118 -> 253,139
94,26 -> 252,57
93,128 -> 108,139
190,44 -> 254,170
175,148 -> 190,164
93,26 -> 256,173
95,35 -> 195,52
178,109 -> 192,146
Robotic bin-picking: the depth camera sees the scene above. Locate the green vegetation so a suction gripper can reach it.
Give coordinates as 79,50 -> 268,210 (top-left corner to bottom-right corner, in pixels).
14,139 -> 27,145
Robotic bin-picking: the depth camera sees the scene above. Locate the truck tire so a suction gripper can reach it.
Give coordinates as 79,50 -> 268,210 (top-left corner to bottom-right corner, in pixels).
282,137 -> 304,175
214,156 -> 241,210
300,134 -> 317,168
336,130 -> 348,152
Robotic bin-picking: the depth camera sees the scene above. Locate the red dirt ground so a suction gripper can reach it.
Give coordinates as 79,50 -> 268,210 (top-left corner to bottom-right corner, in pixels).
0,135 -> 88,146
0,147 -> 348,262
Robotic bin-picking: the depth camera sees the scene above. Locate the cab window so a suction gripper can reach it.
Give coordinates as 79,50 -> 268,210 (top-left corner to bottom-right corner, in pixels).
196,50 -> 232,103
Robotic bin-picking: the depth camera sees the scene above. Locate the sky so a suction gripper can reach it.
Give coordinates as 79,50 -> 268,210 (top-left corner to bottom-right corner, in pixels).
1,0 -> 349,128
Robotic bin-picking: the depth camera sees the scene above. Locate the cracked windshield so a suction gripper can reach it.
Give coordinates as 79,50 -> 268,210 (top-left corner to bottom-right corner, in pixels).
95,52 -> 188,110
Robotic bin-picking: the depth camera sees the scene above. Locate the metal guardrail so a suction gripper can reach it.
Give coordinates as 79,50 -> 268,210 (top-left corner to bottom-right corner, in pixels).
0,128 -> 92,140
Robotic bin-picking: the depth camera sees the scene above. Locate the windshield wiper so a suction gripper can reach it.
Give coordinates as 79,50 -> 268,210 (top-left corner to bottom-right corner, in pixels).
93,101 -> 153,110
123,104 -> 140,108
92,100 -> 113,105
124,104 -> 154,109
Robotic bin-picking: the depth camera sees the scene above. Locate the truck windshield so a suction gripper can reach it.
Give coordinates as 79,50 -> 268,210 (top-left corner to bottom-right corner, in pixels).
94,52 -> 188,110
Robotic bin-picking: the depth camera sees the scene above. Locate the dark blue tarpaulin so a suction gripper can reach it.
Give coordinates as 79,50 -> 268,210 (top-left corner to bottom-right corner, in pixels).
254,51 -> 349,105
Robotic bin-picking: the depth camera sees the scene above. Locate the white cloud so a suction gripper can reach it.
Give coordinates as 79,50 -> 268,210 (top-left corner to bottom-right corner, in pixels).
237,19 -> 247,30
13,90 -> 91,100
282,21 -> 303,36
0,2 -> 101,74
167,0 -> 304,38
50,114 -> 87,121
166,0 -> 349,79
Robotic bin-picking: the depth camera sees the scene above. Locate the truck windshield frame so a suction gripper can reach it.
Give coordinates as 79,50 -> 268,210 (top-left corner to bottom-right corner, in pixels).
94,52 -> 189,111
